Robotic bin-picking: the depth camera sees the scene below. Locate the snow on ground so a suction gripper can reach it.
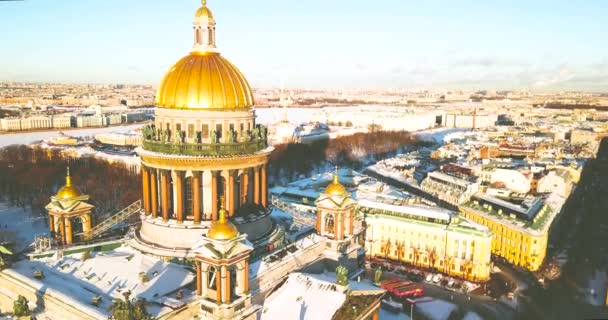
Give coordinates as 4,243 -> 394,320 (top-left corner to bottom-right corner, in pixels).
261,272 -> 347,320
255,108 -> 318,126
0,202 -> 49,252
414,297 -> 457,320
7,246 -> 194,318
414,128 -> 467,144
0,124 -> 144,148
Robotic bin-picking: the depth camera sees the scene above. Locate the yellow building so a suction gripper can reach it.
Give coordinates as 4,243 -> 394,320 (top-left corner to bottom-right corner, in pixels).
361,198 -> 493,282
459,193 -> 562,271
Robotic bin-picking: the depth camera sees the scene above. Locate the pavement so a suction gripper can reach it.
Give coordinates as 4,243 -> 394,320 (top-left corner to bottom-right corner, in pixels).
368,266 -> 517,320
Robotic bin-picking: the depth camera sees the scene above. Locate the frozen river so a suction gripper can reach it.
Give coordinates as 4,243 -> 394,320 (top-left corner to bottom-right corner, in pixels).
0,123 -> 145,148
0,108 -> 320,148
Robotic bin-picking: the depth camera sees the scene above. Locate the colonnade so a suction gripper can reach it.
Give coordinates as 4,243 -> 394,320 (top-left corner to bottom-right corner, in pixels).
141,165 -> 268,223
48,213 -> 92,245
317,210 -> 355,241
195,260 -> 249,303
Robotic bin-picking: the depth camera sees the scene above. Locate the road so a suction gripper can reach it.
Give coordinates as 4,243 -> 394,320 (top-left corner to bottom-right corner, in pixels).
371,267 -> 516,320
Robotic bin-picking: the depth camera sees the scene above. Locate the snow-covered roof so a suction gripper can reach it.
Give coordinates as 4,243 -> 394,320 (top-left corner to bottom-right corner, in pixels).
261,273 -> 347,320
428,171 -> 475,188
358,199 -> 454,222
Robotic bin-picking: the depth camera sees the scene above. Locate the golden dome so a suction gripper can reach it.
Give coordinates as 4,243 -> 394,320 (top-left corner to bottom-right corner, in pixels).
325,169 -> 348,197
208,200 -> 238,240
195,0 -> 213,19
155,51 -> 254,110
56,167 -> 82,199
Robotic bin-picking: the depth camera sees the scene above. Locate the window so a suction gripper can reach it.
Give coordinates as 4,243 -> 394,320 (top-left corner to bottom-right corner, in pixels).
176,123 -> 182,133
229,123 -> 235,132
202,124 -> 210,139
240,123 -> 244,132
188,124 -> 194,138
216,124 -> 223,139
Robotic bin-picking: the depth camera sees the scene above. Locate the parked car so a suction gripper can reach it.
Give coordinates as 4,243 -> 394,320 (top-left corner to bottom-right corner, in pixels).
425,274 -> 433,282
432,274 -> 442,283
447,278 -> 455,287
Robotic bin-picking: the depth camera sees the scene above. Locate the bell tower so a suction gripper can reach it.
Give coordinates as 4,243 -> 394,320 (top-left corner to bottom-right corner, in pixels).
45,167 -> 94,245
193,198 -> 260,319
315,168 -> 357,240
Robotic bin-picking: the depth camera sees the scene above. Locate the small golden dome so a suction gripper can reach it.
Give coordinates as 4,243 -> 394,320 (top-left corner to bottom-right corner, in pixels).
325,169 -> 348,196
155,52 -> 254,110
195,0 -> 213,19
56,167 -> 82,199
208,199 -> 238,240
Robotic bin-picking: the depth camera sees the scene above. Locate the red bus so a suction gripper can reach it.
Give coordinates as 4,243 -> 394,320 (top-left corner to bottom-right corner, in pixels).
382,280 -> 413,293
393,283 -> 424,299
380,278 -> 402,287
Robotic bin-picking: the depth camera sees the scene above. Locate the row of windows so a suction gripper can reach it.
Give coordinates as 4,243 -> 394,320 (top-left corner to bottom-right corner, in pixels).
158,121 -> 253,141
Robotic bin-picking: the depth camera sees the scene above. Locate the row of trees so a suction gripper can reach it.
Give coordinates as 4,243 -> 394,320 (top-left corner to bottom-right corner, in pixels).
0,145 -> 141,217
268,130 -> 427,185
0,130 -> 423,215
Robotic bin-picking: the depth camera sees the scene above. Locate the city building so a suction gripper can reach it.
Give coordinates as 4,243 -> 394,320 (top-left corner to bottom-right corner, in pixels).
459,192 -> 564,271
420,170 -> 479,206
442,112 -> 498,129
362,197 -> 493,282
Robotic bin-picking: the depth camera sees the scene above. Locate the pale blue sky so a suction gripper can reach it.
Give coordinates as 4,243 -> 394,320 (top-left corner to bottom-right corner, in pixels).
0,0 -> 607,91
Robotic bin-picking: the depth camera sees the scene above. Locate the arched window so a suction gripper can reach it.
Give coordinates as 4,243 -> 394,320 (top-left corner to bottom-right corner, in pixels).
324,214 -> 335,235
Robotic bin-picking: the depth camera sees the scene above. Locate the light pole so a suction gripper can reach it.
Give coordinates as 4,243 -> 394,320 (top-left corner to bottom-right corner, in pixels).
406,298 -> 416,320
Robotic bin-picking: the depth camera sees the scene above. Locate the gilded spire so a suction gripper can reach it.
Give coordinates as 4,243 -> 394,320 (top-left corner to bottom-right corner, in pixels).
202,0 -> 207,6
218,196 -> 227,223
65,166 -> 72,187
56,166 -> 82,199
325,166 -> 348,196
207,195 -> 239,240
333,166 -> 339,184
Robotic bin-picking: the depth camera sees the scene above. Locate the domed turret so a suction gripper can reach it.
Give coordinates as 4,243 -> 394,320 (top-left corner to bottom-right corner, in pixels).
208,198 -> 239,240
56,167 -> 82,199
325,168 -> 348,197
195,0 -> 214,19
155,0 -> 254,110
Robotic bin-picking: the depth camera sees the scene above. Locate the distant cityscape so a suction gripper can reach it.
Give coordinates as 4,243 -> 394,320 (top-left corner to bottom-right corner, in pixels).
1,1 -> 608,320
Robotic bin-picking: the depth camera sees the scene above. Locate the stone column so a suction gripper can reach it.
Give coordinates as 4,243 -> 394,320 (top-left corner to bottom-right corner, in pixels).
349,211 -> 354,235
211,171 -> 218,220
83,213 -> 93,240
261,165 -> 267,207
202,170 -> 213,219
142,166 -> 150,214
201,264 -> 209,298
175,171 -> 184,223
334,213 -> 339,240
193,172 -> 201,224
58,218 -> 66,244
161,170 -> 169,221
341,212 -> 346,240
241,170 -> 249,205
215,266 -> 222,302
65,218 -> 73,245
223,266 -> 231,304
49,215 -> 55,234
253,166 -> 260,205
150,169 -> 158,218
196,262 -> 202,296
228,171 -> 235,216
244,260 -> 249,294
